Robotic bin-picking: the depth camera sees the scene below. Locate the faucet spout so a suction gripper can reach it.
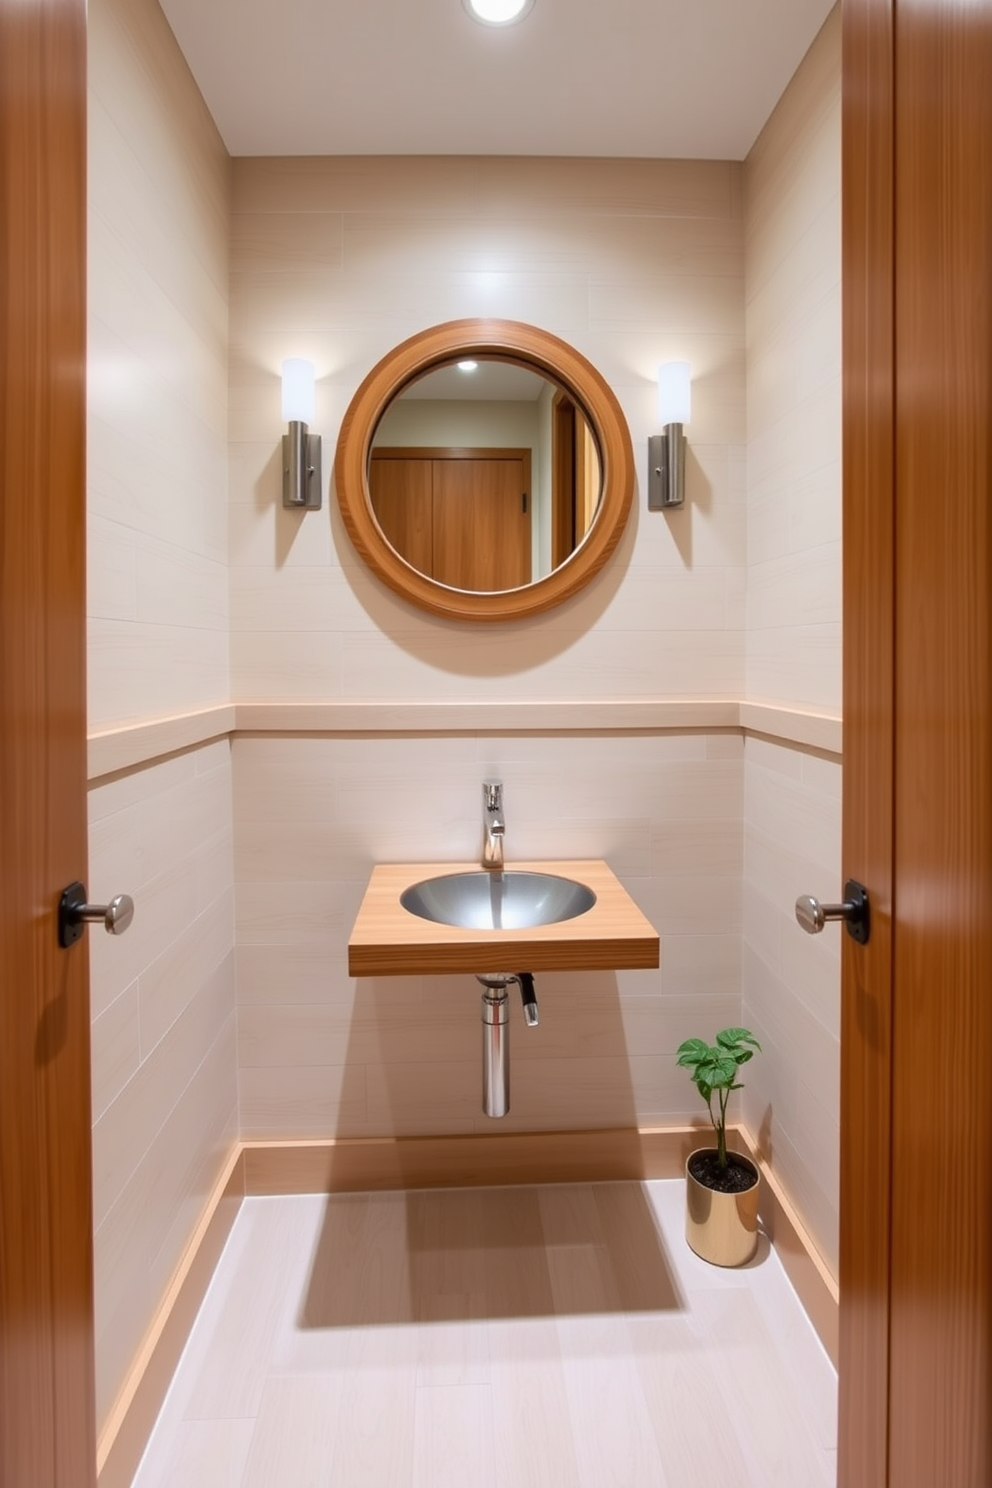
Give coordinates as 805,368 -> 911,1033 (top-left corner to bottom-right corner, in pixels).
482,779 -> 505,870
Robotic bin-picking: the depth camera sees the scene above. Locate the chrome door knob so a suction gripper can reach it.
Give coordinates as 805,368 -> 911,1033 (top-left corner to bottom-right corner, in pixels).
58,881 -> 135,948
795,879 -> 870,945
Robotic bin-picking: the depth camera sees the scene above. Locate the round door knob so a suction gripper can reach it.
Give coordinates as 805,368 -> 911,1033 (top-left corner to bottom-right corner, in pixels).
795,880 -> 870,945
83,894 -> 134,935
58,881 -> 135,948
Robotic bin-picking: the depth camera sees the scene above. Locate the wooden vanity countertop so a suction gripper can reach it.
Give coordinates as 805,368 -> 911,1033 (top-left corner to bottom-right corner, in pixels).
348,859 -> 660,977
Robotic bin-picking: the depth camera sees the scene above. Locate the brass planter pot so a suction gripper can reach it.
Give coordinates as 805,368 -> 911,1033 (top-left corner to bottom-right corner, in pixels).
684,1148 -> 760,1267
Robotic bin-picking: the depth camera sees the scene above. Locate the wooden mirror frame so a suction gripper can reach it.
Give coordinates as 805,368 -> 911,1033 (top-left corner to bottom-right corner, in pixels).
334,319 -> 635,622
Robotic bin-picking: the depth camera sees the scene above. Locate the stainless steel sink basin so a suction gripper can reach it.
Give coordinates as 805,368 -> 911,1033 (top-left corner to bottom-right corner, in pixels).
400,870 -> 596,930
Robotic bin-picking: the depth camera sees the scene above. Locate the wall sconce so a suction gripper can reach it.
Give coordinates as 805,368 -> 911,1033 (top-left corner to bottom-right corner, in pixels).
281,358 -> 322,510
647,361 -> 691,510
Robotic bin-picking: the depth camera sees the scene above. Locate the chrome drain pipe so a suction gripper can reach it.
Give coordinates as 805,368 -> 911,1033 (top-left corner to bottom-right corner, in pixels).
481,983 -> 510,1119
477,973 -> 539,1118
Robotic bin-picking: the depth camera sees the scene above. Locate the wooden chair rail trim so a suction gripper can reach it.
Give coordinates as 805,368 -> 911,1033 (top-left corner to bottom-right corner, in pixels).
86,700 -> 842,781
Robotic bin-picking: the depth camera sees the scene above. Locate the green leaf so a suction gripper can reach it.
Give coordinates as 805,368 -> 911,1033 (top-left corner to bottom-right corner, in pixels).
676,1038 -> 711,1060
716,1027 -> 761,1051
705,1055 -> 738,1086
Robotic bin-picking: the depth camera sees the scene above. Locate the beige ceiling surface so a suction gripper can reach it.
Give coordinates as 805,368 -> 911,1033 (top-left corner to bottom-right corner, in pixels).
157,0 -> 835,160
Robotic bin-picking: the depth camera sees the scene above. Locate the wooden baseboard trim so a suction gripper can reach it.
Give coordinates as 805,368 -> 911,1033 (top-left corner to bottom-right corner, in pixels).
96,1146 -> 245,1488
241,1124 -> 710,1195
737,1127 -> 840,1367
96,1125 -> 838,1483
243,1126 -> 839,1365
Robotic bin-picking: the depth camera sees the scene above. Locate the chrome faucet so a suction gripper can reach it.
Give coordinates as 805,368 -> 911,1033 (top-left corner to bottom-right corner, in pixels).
482,780 -> 505,870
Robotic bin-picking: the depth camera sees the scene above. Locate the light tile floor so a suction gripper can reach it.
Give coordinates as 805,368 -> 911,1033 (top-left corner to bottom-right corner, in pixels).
131,1180 -> 837,1488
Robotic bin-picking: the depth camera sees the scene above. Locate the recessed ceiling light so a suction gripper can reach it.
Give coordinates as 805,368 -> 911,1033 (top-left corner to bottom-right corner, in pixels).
463,0 -> 535,27
458,360 -> 479,372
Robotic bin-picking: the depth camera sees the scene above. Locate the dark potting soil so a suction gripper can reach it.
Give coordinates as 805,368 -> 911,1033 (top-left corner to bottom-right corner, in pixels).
688,1150 -> 759,1194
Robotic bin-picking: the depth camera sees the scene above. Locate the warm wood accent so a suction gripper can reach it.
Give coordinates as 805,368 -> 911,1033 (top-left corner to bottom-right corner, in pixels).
551,390 -> 577,567
371,447 -> 532,590
334,319 -> 634,621
88,704 -> 236,782
887,1 -> 992,1483
0,1 -> 95,1483
368,452 -> 433,575
551,393 -> 600,569
348,858 -> 660,976
242,1125 -> 838,1364
87,702 -> 841,781
840,1 -> 895,1479
242,1127 -> 704,1195
842,1 -> 992,1482
432,454 -> 531,589
744,1138 -> 840,1368
737,702 -> 842,755
96,1149 -> 244,1488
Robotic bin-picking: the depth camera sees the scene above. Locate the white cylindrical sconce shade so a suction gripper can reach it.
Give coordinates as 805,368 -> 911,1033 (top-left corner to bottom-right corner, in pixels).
464,0 -> 535,24
281,358 -> 315,424
657,361 -> 691,427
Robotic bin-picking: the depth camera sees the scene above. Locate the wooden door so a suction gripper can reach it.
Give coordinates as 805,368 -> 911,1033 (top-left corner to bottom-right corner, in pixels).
432,457 -> 530,591
0,1 -> 96,1484
370,448 -> 532,590
840,1 -> 992,1483
368,455 -> 434,576
551,392 -> 577,568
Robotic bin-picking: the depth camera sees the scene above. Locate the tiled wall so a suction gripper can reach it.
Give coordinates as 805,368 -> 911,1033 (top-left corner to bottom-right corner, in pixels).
88,0 -> 231,730
228,156 -> 747,703
86,0 -> 237,1432
234,732 -> 743,1137
742,6 -> 842,1272
226,156 -> 750,1137
741,735 -> 841,1269
88,744 -> 237,1425
745,5 -> 841,713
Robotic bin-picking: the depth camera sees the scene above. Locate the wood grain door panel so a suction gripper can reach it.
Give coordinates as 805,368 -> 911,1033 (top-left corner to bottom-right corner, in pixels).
371,449 -> 532,591
369,456 -> 434,576
432,457 -> 530,591
0,0 -> 96,1483
839,0 -> 895,1481
841,1 -> 992,1483
888,0 -> 992,1480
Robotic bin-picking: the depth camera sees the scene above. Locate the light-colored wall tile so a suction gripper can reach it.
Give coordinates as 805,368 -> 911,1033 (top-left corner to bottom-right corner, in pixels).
86,0 -> 238,1430
741,733 -> 841,1272
745,5 -> 841,715
229,154 -> 746,705
231,732 -> 743,1138
87,0 -> 231,729
741,7 -> 842,1274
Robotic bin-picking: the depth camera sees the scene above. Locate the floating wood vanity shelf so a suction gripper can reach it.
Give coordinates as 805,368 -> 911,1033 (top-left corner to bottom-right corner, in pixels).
348,859 -> 660,977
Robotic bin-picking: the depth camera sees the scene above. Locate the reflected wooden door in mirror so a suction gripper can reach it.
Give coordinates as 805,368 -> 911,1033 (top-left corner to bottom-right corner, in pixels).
370,447 -> 532,590
334,320 -> 635,622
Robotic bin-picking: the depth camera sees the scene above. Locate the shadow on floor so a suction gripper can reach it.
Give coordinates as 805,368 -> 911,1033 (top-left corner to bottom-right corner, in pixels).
300,1181 -> 684,1328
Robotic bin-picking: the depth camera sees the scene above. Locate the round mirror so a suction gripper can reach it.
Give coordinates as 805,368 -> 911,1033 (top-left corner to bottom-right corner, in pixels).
334,319 -> 635,622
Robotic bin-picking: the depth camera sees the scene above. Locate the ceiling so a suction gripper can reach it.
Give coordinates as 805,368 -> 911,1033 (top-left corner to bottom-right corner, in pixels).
158,0 -> 836,161
400,363 -> 547,401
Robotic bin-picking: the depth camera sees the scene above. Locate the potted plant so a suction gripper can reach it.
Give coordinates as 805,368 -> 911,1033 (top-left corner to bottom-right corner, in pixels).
676,1027 -> 762,1266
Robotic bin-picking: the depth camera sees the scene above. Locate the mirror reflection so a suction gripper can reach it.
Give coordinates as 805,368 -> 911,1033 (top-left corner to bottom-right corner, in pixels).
368,359 -> 602,592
